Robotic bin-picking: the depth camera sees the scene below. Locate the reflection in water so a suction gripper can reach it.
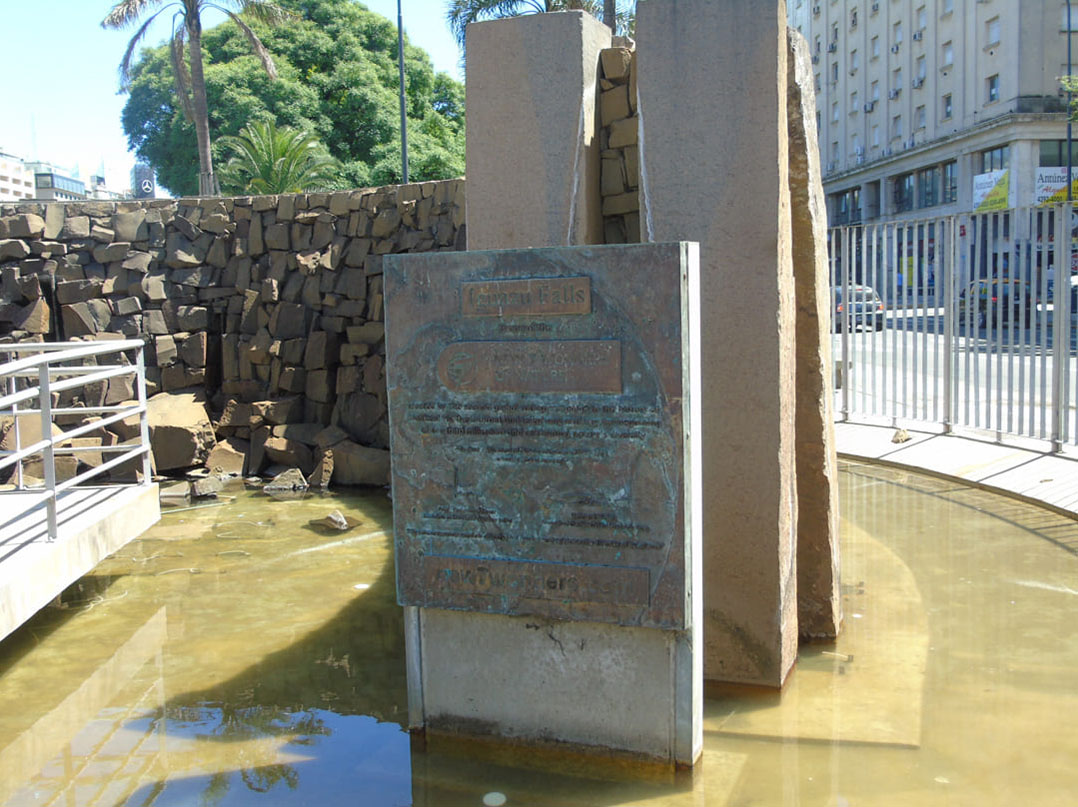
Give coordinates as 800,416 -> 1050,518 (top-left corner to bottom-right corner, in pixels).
0,466 -> 1075,805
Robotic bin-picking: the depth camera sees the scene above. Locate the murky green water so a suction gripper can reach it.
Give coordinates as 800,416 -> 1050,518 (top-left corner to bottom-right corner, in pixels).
0,464 -> 1076,806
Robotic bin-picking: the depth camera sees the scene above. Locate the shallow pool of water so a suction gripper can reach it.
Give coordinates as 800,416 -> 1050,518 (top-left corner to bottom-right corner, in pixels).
0,464 -> 1075,806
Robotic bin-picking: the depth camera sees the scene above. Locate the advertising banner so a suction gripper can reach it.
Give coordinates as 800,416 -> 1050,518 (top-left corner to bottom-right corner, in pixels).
1034,167 -> 1078,206
973,170 -> 1012,212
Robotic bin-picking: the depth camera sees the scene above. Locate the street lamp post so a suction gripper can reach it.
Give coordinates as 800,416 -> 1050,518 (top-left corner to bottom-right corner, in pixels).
397,0 -> 409,184
1068,0 -> 1073,202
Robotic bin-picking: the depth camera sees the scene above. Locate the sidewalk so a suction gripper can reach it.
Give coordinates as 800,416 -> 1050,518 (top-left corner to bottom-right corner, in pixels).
835,421 -> 1078,518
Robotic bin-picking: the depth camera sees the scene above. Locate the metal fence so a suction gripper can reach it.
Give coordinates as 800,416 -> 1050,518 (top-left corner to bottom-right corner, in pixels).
0,340 -> 153,540
830,205 -> 1078,451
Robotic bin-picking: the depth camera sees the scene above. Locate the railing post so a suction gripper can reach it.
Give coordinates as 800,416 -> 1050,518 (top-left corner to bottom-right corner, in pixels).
942,216 -> 954,433
841,226 -> 850,420
1052,203 -> 1070,452
136,341 -> 152,484
8,372 -> 24,489
38,364 -> 58,542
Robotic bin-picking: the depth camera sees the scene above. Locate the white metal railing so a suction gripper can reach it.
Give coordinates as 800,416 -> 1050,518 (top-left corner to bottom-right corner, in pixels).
0,340 -> 153,540
830,204 -> 1078,452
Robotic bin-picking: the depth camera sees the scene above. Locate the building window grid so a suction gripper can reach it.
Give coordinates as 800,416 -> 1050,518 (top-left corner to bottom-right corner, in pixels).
919,166 -> 940,207
943,93 -> 953,119
894,172 -> 915,212
986,16 -> 1001,46
942,161 -> 958,203
987,74 -> 1000,103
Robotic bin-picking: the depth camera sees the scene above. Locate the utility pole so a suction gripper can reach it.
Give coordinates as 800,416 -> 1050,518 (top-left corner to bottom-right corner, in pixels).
1068,0 -> 1073,202
397,0 -> 409,183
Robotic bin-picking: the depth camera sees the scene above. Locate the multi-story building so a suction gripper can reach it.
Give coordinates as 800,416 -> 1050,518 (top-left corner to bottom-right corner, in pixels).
790,0 -> 1074,227
26,161 -> 87,202
0,150 -> 35,201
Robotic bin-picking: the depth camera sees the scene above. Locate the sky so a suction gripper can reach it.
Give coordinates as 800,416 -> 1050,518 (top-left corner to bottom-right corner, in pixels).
0,1 -> 461,194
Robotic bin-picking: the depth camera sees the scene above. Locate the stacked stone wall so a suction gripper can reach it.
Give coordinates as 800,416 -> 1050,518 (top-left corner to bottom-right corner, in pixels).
599,46 -> 640,244
0,181 -> 465,484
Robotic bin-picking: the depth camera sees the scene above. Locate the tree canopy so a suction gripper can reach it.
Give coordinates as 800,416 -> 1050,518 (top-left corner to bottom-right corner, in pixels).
121,0 -> 465,196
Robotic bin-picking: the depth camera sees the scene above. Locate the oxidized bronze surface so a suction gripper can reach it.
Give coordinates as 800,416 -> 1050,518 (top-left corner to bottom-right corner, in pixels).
383,244 -> 694,629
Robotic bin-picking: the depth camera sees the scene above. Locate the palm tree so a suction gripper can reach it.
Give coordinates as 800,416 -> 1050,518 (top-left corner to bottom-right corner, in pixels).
102,0 -> 291,197
217,121 -> 341,194
447,0 -> 634,52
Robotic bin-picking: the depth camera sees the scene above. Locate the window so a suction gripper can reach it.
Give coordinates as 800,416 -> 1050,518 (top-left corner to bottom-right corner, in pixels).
851,90 -> 860,111
892,114 -> 903,140
987,74 -> 1000,103
832,101 -> 840,123
1038,140 -> 1078,167
851,49 -> 860,71
872,124 -> 881,147
894,21 -> 903,44
832,22 -> 839,42
917,5 -> 927,31
832,62 -> 839,82
815,35 -> 821,54
917,55 -> 927,80
1065,7 -> 1078,31
916,105 -> 926,128
943,93 -> 953,118
871,80 -> 880,102
986,16 -> 1001,46
942,41 -> 954,68
817,111 -> 822,135
831,141 -> 840,163
894,172 -> 915,211
942,161 -> 958,202
850,7 -> 858,28
942,0 -> 954,14
815,73 -> 822,92
872,35 -> 880,59
981,145 -> 1009,172
919,166 -> 940,207
852,133 -> 861,155
894,67 -> 903,89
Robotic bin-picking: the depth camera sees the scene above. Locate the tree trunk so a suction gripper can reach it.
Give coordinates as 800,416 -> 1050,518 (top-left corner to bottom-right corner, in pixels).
186,15 -> 218,196
604,0 -> 616,31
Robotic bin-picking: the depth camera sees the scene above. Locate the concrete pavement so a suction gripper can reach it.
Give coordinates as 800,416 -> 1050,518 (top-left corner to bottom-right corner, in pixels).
836,421 -> 1078,519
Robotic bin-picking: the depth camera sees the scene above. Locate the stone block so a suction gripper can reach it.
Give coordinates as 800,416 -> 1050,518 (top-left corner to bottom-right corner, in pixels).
264,223 -> 290,250
278,365 -> 306,393
114,296 -> 142,316
153,335 -> 178,367
303,330 -> 338,370
0,239 -> 31,261
17,298 -> 50,333
600,85 -> 630,125
206,437 -> 249,476
638,0 -> 798,686
177,305 -> 209,331
55,279 -> 102,305
112,210 -> 148,242
331,440 -> 389,486
307,448 -> 333,489
263,436 -> 314,475
253,396 -> 304,425
90,225 -> 115,243
268,301 -> 308,339
601,46 -> 632,81
7,213 -> 45,239
179,331 -> 208,366
304,368 -> 335,403
61,302 -> 98,336
146,390 -> 216,471
465,11 -> 611,249
607,117 -> 638,148
60,216 -> 90,239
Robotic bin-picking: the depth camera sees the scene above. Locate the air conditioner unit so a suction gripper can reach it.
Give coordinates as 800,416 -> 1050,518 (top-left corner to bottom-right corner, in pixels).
864,101 -> 876,112
891,44 -> 901,53
912,77 -> 924,88
889,88 -> 901,98
827,42 -> 837,52
871,2 -> 879,12
813,4 -> 820,15
913,30 -> 924,41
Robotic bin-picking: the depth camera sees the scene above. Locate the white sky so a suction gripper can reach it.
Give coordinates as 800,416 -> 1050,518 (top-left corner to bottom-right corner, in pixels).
0,1 -> 461,193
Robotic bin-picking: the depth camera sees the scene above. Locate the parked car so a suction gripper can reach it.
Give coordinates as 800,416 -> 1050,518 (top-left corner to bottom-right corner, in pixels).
833,285 -> 885,332
957,278 -> 1035,329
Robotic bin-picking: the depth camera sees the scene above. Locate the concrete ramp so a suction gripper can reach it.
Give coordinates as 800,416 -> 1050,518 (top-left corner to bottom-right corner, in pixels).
0,484 -> 160,644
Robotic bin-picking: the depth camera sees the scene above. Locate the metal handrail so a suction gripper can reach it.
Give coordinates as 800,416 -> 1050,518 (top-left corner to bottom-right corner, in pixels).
0,340 -> 153,542
829,204 -> 1078,453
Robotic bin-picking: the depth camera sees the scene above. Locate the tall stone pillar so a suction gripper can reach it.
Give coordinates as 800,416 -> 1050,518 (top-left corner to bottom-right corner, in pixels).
465,11 -> 610,248
787,29 -> 841,640
637,0 -> 799,686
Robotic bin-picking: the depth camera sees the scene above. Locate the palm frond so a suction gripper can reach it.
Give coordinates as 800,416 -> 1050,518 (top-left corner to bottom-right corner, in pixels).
447,0 -> 546,50
170,21 -> 196,123
102,0 -> 165,29
214,8 -> 279,79
235,0 -> 294,26
115,4 -> 173,87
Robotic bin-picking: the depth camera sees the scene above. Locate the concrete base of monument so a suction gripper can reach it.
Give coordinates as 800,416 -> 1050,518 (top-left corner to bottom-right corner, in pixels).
405,606 -> 703,767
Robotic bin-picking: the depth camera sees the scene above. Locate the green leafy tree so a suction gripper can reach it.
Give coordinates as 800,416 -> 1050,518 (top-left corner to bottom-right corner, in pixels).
120,0 -> 465,196
217,121 -> 340,193
446,0 -> 634,51
103,0 -> 292,196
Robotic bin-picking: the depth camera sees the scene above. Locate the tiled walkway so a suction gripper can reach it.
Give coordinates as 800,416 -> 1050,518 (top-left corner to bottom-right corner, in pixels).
835,421 -> 1078,518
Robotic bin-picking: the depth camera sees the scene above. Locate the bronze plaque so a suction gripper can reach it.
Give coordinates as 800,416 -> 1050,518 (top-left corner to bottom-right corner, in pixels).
436,340 -> 620,394
384,243 -> 698,629
461,276 -> 591,317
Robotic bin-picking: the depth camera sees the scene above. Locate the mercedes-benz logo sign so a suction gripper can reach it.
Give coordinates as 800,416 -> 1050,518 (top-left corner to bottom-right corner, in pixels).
140,179 -> 153,194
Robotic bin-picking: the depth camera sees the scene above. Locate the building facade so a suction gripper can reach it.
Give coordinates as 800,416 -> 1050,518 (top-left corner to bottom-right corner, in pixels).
790,0 -> 1075,226
0,150 -> 35,201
